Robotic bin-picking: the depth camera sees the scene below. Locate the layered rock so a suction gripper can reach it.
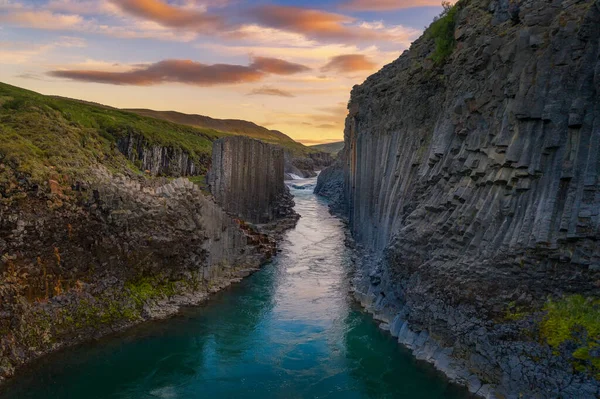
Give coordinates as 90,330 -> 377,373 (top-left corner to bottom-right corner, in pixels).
329,0 -> 600,397
208,136 -> 297,224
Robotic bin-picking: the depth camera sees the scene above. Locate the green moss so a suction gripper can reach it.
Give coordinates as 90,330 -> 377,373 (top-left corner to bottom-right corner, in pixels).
125,276 -> 177,308
540,295 -> 600,377
504,301 -> 530,321
425,1 -> 459,65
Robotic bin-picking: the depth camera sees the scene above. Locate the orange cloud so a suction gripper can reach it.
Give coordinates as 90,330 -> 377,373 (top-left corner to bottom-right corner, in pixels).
342,0 -> 444,11
248,86 -> 295,97
249,5 -> 387,42
48,57 -> 309,86
109,0 -> 225,31
321,54 -> 377,73
250,56 -> 310,75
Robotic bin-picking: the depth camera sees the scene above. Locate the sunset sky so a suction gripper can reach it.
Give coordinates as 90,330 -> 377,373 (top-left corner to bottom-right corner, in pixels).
0,0 -> 443,144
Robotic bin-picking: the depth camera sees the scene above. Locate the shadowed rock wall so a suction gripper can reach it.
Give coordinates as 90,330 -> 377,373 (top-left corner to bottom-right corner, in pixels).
208,136 -> 296,224
335,0 -> 600,397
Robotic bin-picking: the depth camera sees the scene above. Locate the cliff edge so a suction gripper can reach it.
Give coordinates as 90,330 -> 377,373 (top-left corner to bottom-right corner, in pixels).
208,136 -> 297,224
319,0 -> 600,397
0,84 -> 282,383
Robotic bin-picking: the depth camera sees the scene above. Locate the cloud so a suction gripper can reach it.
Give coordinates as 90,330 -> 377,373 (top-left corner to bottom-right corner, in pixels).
264,103 -> 349,133
0,2 -> 199,41
0,9 -> 85,30
46,0 -> 120,15
48,57 -> 309,86
15,72 -> 46,80
248,86 -> 295,97
49,59 -> 264,85
108,0 -> 225,32
229,24 -> 317,47
321,54 -> 377,73
248,5 -> 387,43
341,0 -> 444,11
249,56 -> 310,75
0,37 -> 86,64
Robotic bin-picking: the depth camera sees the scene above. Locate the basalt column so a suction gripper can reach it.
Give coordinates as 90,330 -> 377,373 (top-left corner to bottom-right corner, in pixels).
208,136 -> 296,224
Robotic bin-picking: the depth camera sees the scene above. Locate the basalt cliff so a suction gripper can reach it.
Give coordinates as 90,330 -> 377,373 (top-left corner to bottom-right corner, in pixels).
0,83 -> 295,382
318,0 -> 600,397
208,136 -> 297,225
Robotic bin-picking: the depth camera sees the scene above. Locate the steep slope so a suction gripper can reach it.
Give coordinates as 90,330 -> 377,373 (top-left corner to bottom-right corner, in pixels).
0,83 -> 220,179
310,141 -> 345,156
319,0 -> 600,397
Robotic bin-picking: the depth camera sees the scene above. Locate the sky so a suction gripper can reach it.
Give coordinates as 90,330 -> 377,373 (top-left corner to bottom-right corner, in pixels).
0,0 -> 444,144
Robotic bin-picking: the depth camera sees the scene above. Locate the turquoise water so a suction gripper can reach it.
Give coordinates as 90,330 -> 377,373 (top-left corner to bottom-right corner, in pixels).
0,178 -> 471,399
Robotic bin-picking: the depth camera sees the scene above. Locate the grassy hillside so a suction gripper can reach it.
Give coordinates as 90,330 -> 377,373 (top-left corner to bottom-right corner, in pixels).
127,108 -> 316,156
310,141 -> 344,156
0,82 -> 223,183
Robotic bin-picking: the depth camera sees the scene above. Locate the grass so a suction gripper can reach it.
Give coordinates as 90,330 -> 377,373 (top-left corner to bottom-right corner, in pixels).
125,276 -> 177,308
426,1 -> 460,65
0,82 -> 320,187
540,295 -> 600,377
126,108 -> 318,157
309,141 -> 344,156
0,82 -> 221,184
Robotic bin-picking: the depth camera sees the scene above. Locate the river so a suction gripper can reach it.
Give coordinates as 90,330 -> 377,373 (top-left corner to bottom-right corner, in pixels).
0,177 -> 471,399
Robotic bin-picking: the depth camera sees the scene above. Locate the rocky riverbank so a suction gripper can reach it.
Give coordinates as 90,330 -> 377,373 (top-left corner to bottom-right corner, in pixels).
0,86 -> 301,384
317,0 -> 600,397
0,167 -> 279,382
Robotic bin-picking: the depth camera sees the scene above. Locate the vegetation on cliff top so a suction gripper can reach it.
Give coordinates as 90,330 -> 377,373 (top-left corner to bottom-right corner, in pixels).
126,108 -> 316,156
426,1 -> 459,65
0,82 -> 318,185
0,82 -> 221,183
309,141 -> 344,156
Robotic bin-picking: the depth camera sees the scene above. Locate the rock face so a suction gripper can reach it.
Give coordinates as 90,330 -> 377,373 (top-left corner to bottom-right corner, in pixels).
314,160 -> 345,214
117,133 -> 209,177
330,0 -> 600,397
208,136 -> 296,224
285,151 -> 335,179
0,165 -> 275,382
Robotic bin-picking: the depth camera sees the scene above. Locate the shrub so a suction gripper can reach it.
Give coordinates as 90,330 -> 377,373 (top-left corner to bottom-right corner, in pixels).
426,1 -> 459,65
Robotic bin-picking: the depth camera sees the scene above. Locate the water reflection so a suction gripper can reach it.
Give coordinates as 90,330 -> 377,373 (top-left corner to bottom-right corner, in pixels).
0,178 -> 471,399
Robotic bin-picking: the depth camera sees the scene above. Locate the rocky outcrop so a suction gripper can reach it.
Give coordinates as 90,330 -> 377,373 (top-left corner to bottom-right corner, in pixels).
314,160 -> 345,214
337,0 -> 600,397
208,136 -> 297,224
116,133 -> 209,177
0,164 -> 275,382
284,151 -> 335,179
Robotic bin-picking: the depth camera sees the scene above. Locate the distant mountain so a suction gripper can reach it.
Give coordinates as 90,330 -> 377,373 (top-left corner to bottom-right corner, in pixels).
126,109 -> 310,154
309,141 -> 344,156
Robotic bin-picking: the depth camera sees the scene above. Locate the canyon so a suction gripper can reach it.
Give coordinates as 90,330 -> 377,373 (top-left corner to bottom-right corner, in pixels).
208,136 -> 297,225
1,0 -> 599,396
317,0 -> 600,397
0,83 -> 324,383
